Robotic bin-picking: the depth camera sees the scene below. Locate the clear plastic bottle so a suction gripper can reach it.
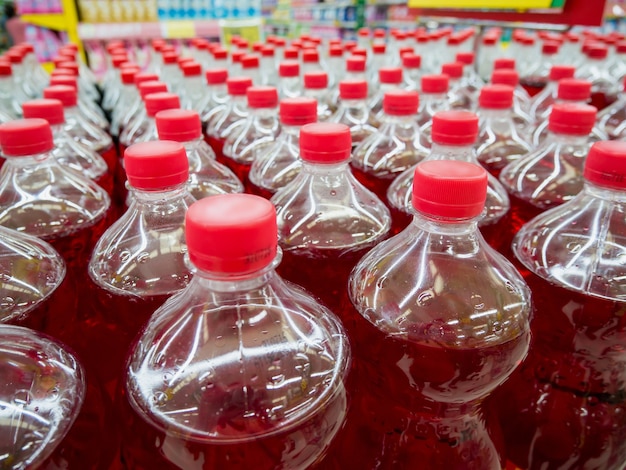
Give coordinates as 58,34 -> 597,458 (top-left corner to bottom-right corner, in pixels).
598,80 -> 626,140
303,71 -> 335,121
20,43 -> 50,96
416,74 -> 451,147
442,61 -> 476,110
388,111 -> 510,244
499,102 -> 598,256
0,60 -> 23,119
330,159 -> 530,468
120,193 -> 350,469
86,140 -> 194,394
326,45 -> 344,89
609,40 -> 626,82
260,45 -> 277,86
55,59 -> 101,107
200,68 -> 229,128
456,51 -> 485,91
521,41 -> 560,96
222,86 -> 281,184
156,108 -> 243,199
302,48 -> 322,75
352,90 -> 429,204
494,140 -> 626,469
478,34 -> 500,81
178,60 -> 207,114
368,67 -> 403,121
248,97 -> 318,199
577,43 -> 620,111
278,60 -> 302,99
402,53 -> 422,91
475,85 -> 534,178
102,53 -> 129,112
110,66 -> 141,137
272,122 -> 391,315
124,91 -> 180,146
241,54 -> 262,85
331,80 -> 378,148
490,68 -> 534,132
529,64 -> 576,121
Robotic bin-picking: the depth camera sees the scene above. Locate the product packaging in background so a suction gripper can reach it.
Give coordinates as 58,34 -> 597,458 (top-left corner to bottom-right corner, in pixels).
16,0 -> 63,14
25,25 -> 67,61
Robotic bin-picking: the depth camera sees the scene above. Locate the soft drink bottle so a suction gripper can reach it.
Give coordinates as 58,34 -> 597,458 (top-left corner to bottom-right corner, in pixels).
155,108 -> 244,199
221,86 -> 280,184
159,50 -> 180,91
241,54 -> 262,84
178,60 -> 207,114
272,122 -> 391,316
478,34 -> 500,81
6,48 -> 36,101
199,68 -> 229,127
119,193 -> 351,469
344,55 -> 367,83
20,43 -> 50,95
416,74 -> 451,146
85,140 -> 194,395
521,41 -> 560,96
302,48 -> 322,75
331,80 -> 378,148
598,80 -> 626,140
126,91 -> 181,145
442,61 -> 477,110
116,72 -> 160,139
248,97 -> 318,198
402,53 -> 422,91
493,140 -> 626,469
259,45 -> 277,86
490,68 -> 534,131
277,60 -> 302,99
55,59 -> 101,110
303,71 -> 335,121
475,85 -> 534,178
205,76 -> 253,163
0,118 -> 111,278
456,51 -> 485,90
352,90 -> 429,204
529,64 -> 576,120
102,52 -> 130,112
109,66 -> 141,137
368,67 -> 403,121
326,44 -> 344,89
577,43 -> 619,111
609,40 -> 626,82
0,60 -> 23,119
387,111 -> 510,245
499,102 -> 598,255
329,159 -> 530,468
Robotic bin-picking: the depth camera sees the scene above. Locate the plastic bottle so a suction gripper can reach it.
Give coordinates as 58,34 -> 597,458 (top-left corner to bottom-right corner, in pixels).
388,111 -> 510,244
303,71 -> 335,121
0,60 -> 23,120
417,74 -> 451,143
178,60 -> 207,114
241,54 -> 262,84
478,35 -> 500,81
475,85 -> 534,178
85,140 -> 194,395
200,68 -> 229,128
248,97 -> 318,199
598,80 -> 626,140
368,67 -> 403,121
155,108 -> 243,200
124,91 -> 180,146
521,41 -> 560,96
272,122 -> 391,315
490,68 -> 534,130
222,86 -> 281,184
260,45 -> 277,86
119,193 -> 350,469
326,44 -> 344,89
499,103 -> 598,255
102,53 -> 129,112
442,61 -> 476,110
352,90 -> 429,204
577,43 -> 619,111
277,60 -> 302,99
330,159 -> 530,468
529,64 -> 576,121
5,48 -> 36,101
116,72 -> 160,140
331,80 -> 378,148
19,42 -> 50,95
402,53 -> 422,91
494,140 -> 626,469
456,51 -> 485,91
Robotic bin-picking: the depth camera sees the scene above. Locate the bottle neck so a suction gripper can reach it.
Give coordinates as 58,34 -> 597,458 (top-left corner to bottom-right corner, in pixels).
429,142 -> 475,162
382,113 -> 418,126
340,98 -> 368,110
585,181 -> 626,203
546,132 -> 590,146
131,184 -> 190,203
479,108 -> 513,120
301,160 -> 350,175
4,149 -> 55,167
410,212 -> 483,254
249,106 -> 278,119
280,124 -> 302,136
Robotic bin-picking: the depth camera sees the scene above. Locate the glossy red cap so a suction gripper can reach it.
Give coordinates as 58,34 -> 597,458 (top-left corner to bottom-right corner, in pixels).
6,50 -> 22,64
52,55 -> 73,67
398,46 -> 413,57
283,47 -> 299,59
111,54 -> 128,68
121,67 -> 141,84
156,109 -> 202,142
57,62 -> 78,74
0,118 -> 54,156
421,74 -> 449,93
212,48 -> 228,60
379,67 -> 403,84
252,42 -> 263,52
261,45 -> 275,57
43,85 -> 77,107
616,41 -> 626,53
279,61 -> 299,77
412,160 -> 488,219
22,99 -> 65,125
346,56 -> 366,72
383,90 -> 419,116
588,45 -> 609,59
0,61 -> 11,76
352,47 -> 368,58
549,65 -> 576,81
227,76 -> 253,96
49,75 -> 77,89
181,61 -> 202,76
431,111 -> 479,145
441,62 -> 463,79
144,92 -> 180,117
479,85 -> 514,109
584,141 -> 626,190
456,52 -> 475,65
491,69 -> 519,87
374,29 -> 386,38
134,72 -> 159,86
241,54 -> 260,69
482,36 -> 497,45
493,57 -> 515,70
280,97 -> 317,126
339,80 -> 367,100
557,79 -> 591,101
402,53 -> 421,68
372,43 -> 386,54
247,86 -> 278,108
231,51 -> 245,64
542,41 -> 560,54
358,27 -> 370,37
329,46 -> 343,57
302,49 -> 319,63
274,37 -> 287,47
186,194 -> 277,275
124,141 -> 188,190
205,68 -> 228,85
548,103 -> 597,135
162,51 -> 178,64
139,81 -> 168,99
303,71 -> 328,89
300,123 -> 351,163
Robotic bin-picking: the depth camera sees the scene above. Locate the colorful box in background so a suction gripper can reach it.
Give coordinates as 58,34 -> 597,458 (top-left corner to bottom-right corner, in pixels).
16,0 -> 63,14
24,24 -> 67,60
157,0 -> 262,20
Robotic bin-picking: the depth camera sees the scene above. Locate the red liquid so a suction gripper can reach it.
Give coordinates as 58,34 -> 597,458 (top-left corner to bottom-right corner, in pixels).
325,310 -> 530,469
116,379 -> 348,469
520,77 -> 547,98
590,91 -> 618,113
207,135 -> 226,165
220,158 -> 251,188
493,269 -> 626,469
497,194 -> 545,262
99,144 -> 119,176
95,171 -> 115,199
480,212 -> 514,256
350,166 -> 396,209
389,205 -> 413,236
247,181 -> 275,200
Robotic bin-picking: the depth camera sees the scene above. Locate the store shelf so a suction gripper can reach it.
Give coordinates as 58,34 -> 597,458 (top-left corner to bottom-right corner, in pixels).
78,20 -> 221,40
21,13 -> 68,31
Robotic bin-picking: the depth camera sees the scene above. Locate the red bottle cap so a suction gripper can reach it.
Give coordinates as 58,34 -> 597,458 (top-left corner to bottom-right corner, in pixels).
0,61 -> 11,76
252,42 -> 263,52
302,49 -> 319,63
241,54 -> 260,69
549,64 -> 576,81
398,46 -> 413,57
557,79 -> 591,101
456,52 -> 475,65
548,103 -> 597,135
49,75 -> 77,89
144,92 -> 180,117
186,194 -> 277,275
493,57 -> 516,70
344,41 -> 357,52
588,45 -> 608,59
339,80 -> 367,100
57,62 -> 78,74
5,50 -> 22,64
227,76 -> 253,96
162,51 -> 178,64
279,61 -> 299,78
479,84 -> 514,109
124,141 -> 189,190
52,55 -> 72,67
329,46 -> 343,57
247,86 -> 278,108
283,47 -> 299,59
121,67 -> 140,84
106,41 -> 124,53
352,47 -> 367,58
134,72 -> 159,86
346,56 -> 366,72
491,69 -> 519,87
111,54 -> 128,68
205,68 -> 228,85
542,41 -> 560,55
231,50 -> 245,63
19,43 -> 34,54
212,48 -> 228,60
617,41 -> 626,53
383,90 -> 419,116
22,99 -> 65,125
412,160 -> 488,220
482,36 -> 497,45
358,27 -> 370,37
300,122 -> 351,163
441,62 -> 463,79
402,53 -> 421,68
303,71 -> 328,89
374,29 -> 386,38
421,74 -> 449,93
431,111 -> 479,145
379,67 -> 403,84
584,141 -> 626,190
274,37 -> 286,47
181,61 -> 202,76
261,45 -> 275,57
0,118 -> 54,156
156,108 -> 202,142
280,97 -> 317,126
139,81 -> 168,99
43,85 -> 77,107
237,39 -> 249,50
372,43 -> 386,55
177,57 -> 194,68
